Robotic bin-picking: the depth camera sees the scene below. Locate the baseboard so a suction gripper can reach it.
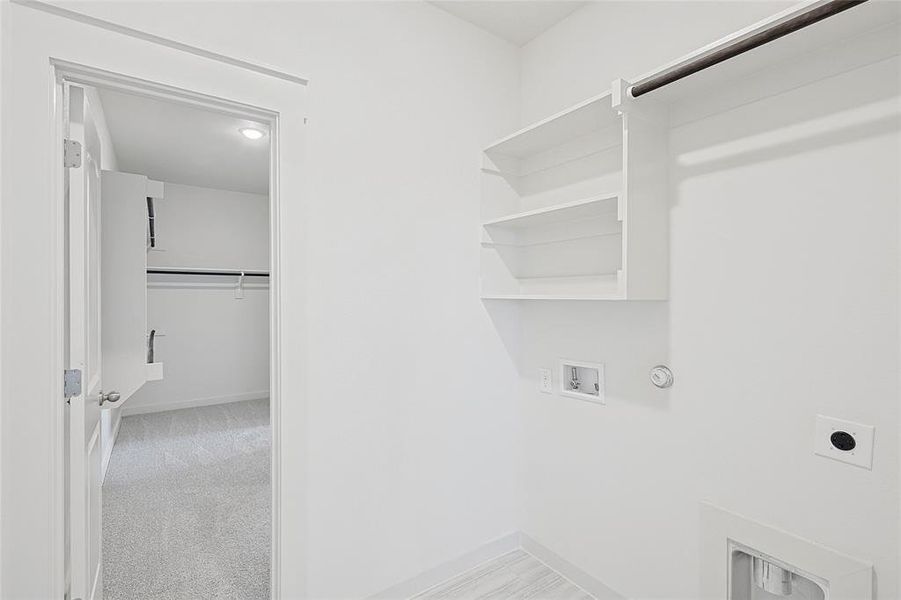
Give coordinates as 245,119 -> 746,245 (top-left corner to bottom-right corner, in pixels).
100,408 -> 122,484
121,390 -> 269,416
520,533 -> 625,600
369,531 -> 624,600
368,532 -> 522,600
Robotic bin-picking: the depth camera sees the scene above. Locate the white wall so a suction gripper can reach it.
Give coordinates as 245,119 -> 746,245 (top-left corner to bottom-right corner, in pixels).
148,182 -> 269,271
125,182 -> 270,415
43,3 -> 523,597
517,3 -> 900,598
9,4 -> 890,599
519,1 -> 792,123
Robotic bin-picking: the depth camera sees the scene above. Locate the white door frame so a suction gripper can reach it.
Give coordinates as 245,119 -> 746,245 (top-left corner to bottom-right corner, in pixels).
0,4 -> 308,598
57,63 -> 288,598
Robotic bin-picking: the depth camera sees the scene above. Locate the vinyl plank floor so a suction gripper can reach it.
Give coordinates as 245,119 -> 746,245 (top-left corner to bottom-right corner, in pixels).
412,551 -> 594,600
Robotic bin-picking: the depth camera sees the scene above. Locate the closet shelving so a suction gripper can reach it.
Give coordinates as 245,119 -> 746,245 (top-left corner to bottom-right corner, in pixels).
144,180 -> 165,383
478,0 -> 901,302
481,193 -> 619,230
480,84 -> 668,301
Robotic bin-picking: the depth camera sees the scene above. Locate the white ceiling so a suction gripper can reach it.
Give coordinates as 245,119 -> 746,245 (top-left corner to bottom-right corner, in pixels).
97,88 -> 269,195
429,1 -> 587,46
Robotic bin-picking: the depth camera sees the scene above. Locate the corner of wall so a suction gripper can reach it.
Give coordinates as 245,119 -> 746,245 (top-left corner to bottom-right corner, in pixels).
83,86 -> 119,171
520,533 -> 625,600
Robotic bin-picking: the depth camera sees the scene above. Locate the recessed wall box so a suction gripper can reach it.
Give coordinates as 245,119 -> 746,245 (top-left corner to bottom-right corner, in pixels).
730,541 -> 828,600
559,359 -> 604,404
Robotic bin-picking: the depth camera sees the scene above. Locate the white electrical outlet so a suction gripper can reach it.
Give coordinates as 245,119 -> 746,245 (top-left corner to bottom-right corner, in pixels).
538,368 -> 553,394
814,415 -> 875,469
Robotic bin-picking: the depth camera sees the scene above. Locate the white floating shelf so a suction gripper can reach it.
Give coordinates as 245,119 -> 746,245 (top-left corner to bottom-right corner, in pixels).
481,230 -> 622,248
480,83 -> 667,301
484,91 -> 619,160
482,193 -> 619,230
146,362 -> 164,382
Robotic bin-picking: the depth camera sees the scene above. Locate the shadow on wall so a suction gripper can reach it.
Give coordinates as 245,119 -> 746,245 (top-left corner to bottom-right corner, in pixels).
671,43 -> 901,182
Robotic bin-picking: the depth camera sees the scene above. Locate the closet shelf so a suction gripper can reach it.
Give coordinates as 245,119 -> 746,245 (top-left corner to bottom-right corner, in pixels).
480,79 -> 667,301
484,91 -> 619,159
146,362 -> 164,382
480,2 -> 899,303
482,194 -> 619,230
481,230 -> 622,248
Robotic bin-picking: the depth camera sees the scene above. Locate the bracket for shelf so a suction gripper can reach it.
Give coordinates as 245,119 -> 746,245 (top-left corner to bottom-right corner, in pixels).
612,78 -> 669,125
234,271 -> 245,300
611,78 -> 632,114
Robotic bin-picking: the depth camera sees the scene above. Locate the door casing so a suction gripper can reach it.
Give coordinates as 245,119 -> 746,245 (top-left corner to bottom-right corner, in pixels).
54,63 -> 291,600
0,4 -> 309,598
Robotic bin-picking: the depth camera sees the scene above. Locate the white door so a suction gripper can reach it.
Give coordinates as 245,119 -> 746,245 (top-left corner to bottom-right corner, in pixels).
101,170 -> 152,404
66,85 -> 108,600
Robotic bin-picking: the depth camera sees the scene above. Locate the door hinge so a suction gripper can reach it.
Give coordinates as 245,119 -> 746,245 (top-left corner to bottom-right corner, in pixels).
63,139 -> 82,168
64,368 -> 82,398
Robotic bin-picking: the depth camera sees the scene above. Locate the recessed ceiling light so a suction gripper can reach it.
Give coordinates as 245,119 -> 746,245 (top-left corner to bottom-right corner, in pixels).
239,127 -> 265,140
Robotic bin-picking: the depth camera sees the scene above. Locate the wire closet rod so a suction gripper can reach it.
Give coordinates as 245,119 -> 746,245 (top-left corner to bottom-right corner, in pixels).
147,268 -> 269,277
629,0 -> 868,98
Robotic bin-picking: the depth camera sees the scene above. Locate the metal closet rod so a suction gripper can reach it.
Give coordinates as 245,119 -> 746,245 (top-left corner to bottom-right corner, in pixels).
629,0 -> 868,98
147,268 -> 270,277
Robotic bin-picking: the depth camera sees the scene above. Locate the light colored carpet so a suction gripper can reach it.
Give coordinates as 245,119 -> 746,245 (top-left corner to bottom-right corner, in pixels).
103,399 -> 271,600
412,550 -> 594,600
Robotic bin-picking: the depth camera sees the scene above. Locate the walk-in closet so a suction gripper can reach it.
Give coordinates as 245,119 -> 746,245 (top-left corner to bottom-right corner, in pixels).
89,87 -> 273,598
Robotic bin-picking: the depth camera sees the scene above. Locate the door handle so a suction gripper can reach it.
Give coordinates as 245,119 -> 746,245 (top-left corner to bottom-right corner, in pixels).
100,391 -> 121,406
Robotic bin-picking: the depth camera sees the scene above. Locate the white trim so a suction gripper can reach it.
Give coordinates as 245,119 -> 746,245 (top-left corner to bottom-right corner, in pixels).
49,61 -> 291,599
121,391 -> 270,417
12,0 -> 309,86
520,534 -> 625,600
51,58 -> 279,122
268,110 -> 286,600
88,559 -> 101,600
368,532 -> 626,600
368,532 -> 522,600
49,52 -> 69,600
0,0 -> 4,587
100,409 -> 122,483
